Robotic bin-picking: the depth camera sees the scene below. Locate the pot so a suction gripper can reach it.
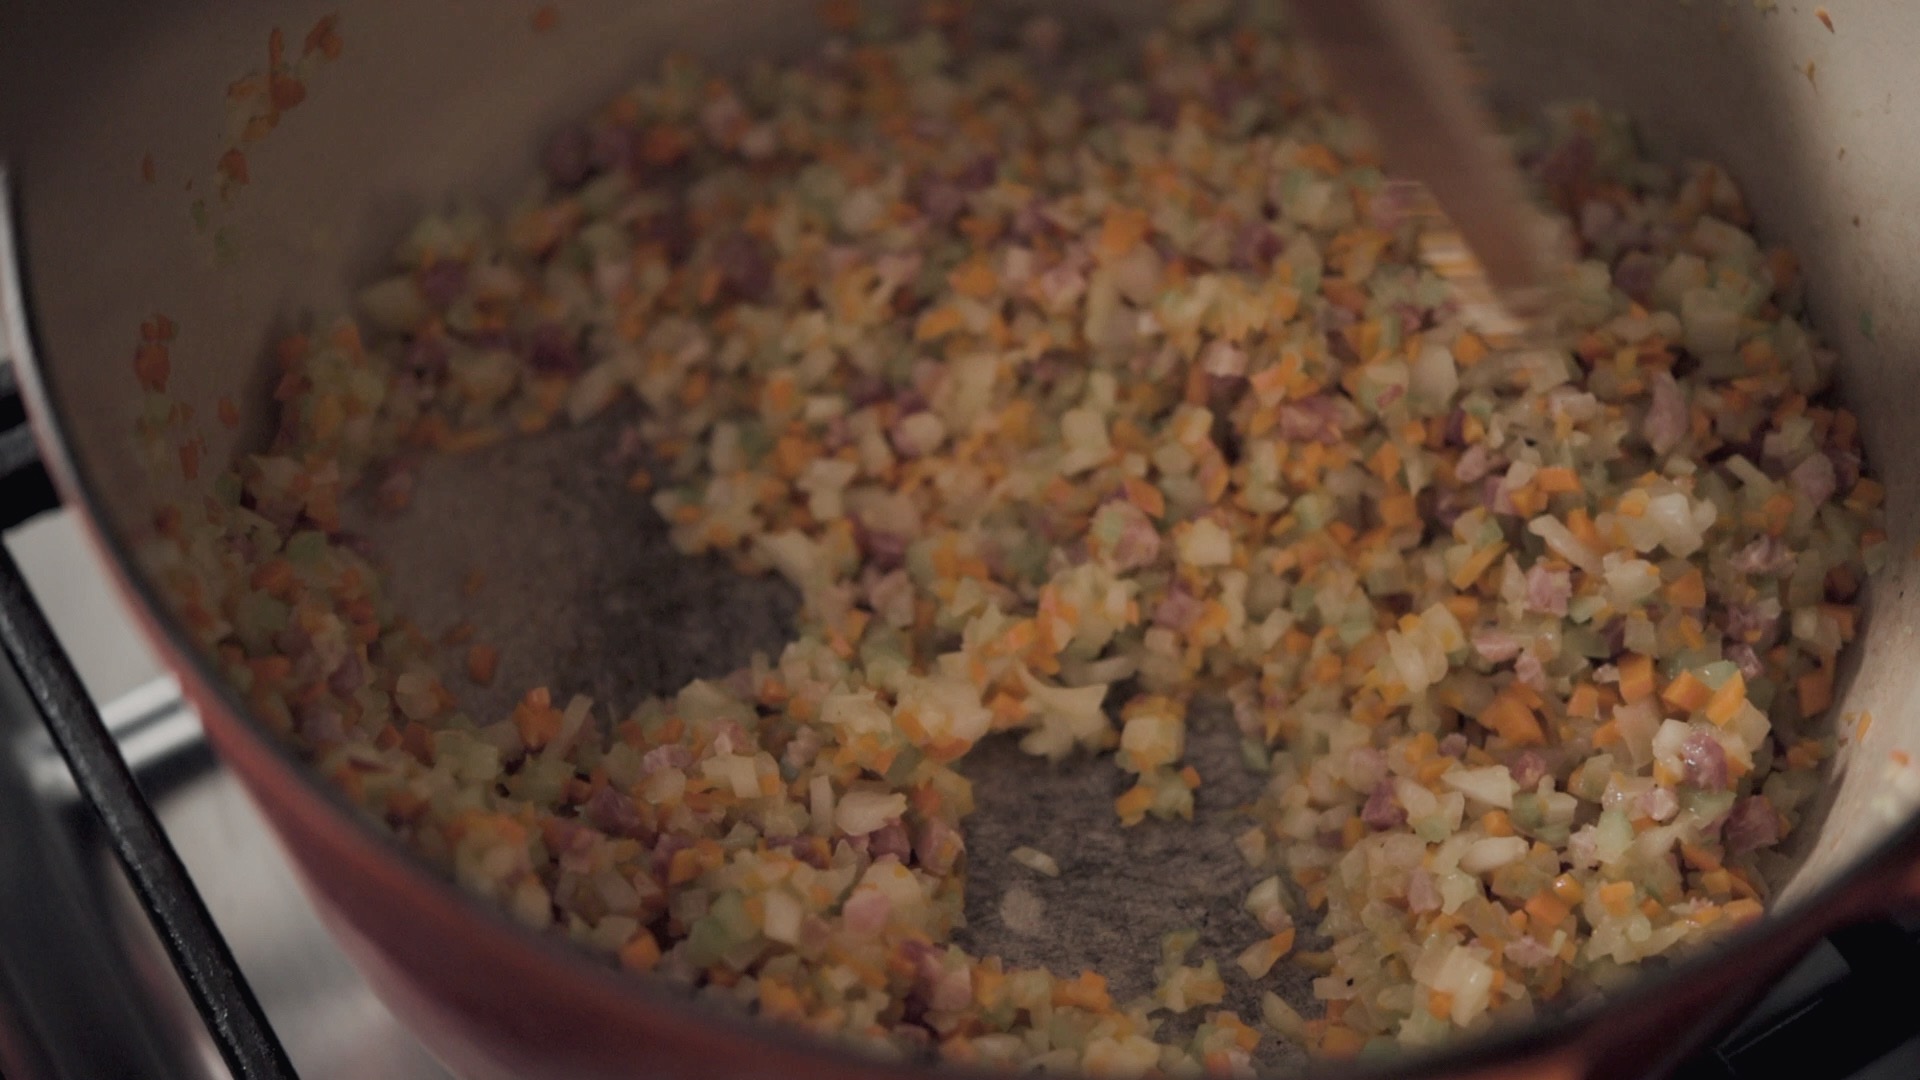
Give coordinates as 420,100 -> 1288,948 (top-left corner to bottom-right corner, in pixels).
3,3 -> 1919,1078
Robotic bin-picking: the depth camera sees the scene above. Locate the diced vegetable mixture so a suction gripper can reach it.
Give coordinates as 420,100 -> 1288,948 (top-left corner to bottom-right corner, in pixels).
137,3 -> 1885,1072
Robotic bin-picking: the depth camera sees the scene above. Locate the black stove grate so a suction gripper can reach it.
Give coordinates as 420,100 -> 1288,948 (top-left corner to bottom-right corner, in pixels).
1675,921 -> 1920,1080
0,543 -> 297,1080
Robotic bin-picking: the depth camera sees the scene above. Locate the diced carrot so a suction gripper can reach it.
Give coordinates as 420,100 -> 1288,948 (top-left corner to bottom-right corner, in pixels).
1550,874 -> 1585,904
1832,406 -> 1859,448
1368,441 -> 1402,480
758,979 -> 809,1020
1051,971 -> 1112,1011
1114,785 -> 1154,825
1400,732 -> 1437,764
1450,542 -> 1508,589
466,644 -> 500,687
1665,569 -> 1707,609
1247,368 -> 1289,409
968,964 -> 1009,1012
1292,142 -> 1341,174
1567,684 -> 1600,718
251,656 -> 293,684
1506,482 -> 1546,519
1123,477 -> 1166,520
1686,905 -> 1724,928
1762,491 -> 1796,535
1661,671 -> 1712,713
1566,509 -> 1602,550
667,847 -> 703,885
249,559 -> 295,594
511,688 -> 564,750
1705,673 -> 1747,726
1310,653 -> 1343,684
915,305 -> 965,341
1598,881 -> 1635,915
619,930 -> 662,971
1699,868 -> 1734,897
948,256 -> 1000,299
1480,689 -> 1546,747
1619,654 -> 1656,704
1341,817 -> 1366,848
1724,866 -> 1763,901
1431,600 -> 1474,632
1680,843 -> 1723,872
1319,1026 -> 1366,1057
1722,899 -> 1765,926
1798,666 -> 1834,715
1535,466 -> 1579,493
1426,990 -> 1454,1019
1096,206 -> 1152,259
1785,739 -> 1827,770
1377,492 -> 1418,529
1454,332 -> 1488,366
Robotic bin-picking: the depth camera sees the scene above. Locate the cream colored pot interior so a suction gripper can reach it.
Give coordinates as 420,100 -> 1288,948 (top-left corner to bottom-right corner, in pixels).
1,0 -> 1916,952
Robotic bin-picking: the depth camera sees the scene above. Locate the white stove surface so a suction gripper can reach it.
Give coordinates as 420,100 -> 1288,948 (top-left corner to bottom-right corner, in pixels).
8,509 -> 450,1080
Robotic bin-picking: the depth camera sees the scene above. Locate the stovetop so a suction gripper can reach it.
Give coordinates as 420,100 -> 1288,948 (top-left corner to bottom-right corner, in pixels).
2,509 -> 449,1080
4,503 -> 1918,1080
